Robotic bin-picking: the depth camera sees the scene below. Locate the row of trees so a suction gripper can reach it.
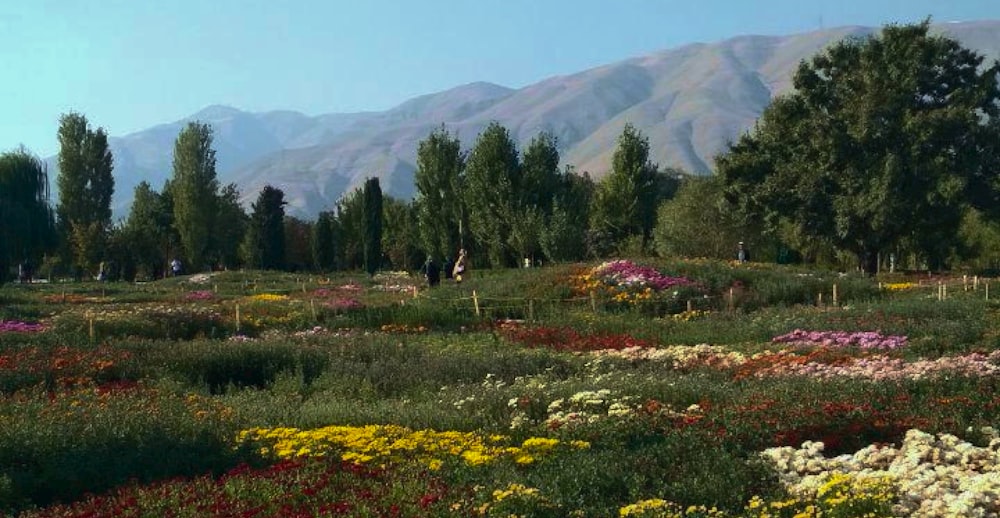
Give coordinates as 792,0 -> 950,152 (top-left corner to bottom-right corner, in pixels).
5,21 -> 999,279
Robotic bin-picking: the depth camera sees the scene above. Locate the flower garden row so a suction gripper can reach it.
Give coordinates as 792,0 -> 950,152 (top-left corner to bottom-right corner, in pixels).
1,261 -> 998,516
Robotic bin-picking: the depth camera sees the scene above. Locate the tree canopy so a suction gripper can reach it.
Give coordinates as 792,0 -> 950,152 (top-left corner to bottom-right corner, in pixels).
718,21 -> 1000,272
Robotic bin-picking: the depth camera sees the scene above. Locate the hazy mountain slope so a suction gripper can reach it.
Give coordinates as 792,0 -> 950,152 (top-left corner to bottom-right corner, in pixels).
49,21 -> 1000,218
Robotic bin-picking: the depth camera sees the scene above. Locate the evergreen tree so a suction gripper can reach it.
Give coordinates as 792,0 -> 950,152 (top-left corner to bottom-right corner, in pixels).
56,112 -> 114,276
312,211 -> 336,271
0,147 -> 55,281
464,121 -> 521,267
212,183 -> 248,269
362,177 -> 383,276
414,126 -> 465,260
242,185 -> 286,270
171,122 -> 219,271
122,181 -> 172,279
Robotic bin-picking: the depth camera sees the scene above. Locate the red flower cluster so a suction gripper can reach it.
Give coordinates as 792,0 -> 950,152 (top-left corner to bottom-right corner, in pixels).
497,322 -> 653,351
0,346 -> 133,393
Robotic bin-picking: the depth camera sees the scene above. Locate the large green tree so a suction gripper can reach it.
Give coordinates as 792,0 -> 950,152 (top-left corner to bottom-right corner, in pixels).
652,176 -> 757,260
0,147 -> 55,280
464,121 -> 521,267
242,185 -> 286,270
56,112 -> 114,275
122,181 -> 173,279
719,21 -> 1000,273
414,126 -> 465,260
212,183 -> 248,269
589,123 -> 659,251
519,132 -> 561,214
382,196 -> 421,271
171,122 -> 219,271
361,177 -> 383,276
312,211 -> 337,271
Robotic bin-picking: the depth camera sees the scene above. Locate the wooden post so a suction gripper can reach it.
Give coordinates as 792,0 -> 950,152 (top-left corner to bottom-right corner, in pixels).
310,299 -> 317,322
472,290 -> 481,317
235,304 -> 241,334
590,291 -> 597,313
528,299 -> 535,322
964,275 -> 968,292
686,299 -> 693,313
974,276 -> 979,290
728,287 -> 735,311
88,316 -> 95,345
302,282 -> 307,294
214,283 -> 218,293
943,284 -> 948,300
938,282 -> 943,301
987,282 -> 990,301
832,284 -> 838,307
818,292 -> 823,306
413,286 -> 418,298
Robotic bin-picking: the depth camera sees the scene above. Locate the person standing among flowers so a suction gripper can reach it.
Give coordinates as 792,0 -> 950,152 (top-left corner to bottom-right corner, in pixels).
452,249 -> 468,284
736,242 -> 750,264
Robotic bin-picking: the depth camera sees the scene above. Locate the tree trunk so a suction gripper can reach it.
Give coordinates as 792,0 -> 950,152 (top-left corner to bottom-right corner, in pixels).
858,250 -> 878,276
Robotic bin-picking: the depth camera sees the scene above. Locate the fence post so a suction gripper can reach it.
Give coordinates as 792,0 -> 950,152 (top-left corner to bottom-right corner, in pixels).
472,290 -> 481,317
728,287 -> 735,311
528,299 -> 534,322
310,299 -> 317,323
964,275 -> 968,292
590,291 -> 597,313
687,299 -> 693,313
88,316 -> 95,345
987,282 -> 990,301
832,284 -> 838,307
974,276 -> 979,290
818,292 -> 823,307
235,303 -> 241,334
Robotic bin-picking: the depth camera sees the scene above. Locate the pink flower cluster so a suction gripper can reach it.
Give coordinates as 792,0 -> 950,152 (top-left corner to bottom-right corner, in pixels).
325,298 -> 364,310
593,260 -> 696,291
772,329 -> 908,350
752,350 -> 1000,381
0,320 -> 45,333
185,290 -> 214,301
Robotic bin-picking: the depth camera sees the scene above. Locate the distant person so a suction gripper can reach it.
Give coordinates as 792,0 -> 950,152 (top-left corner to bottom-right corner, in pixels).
423,256 -> 441,287
171,258 -> 182,277
443,256 -> 454,280
523,257 -> 531,269
452,249 -> 468,283
18,260 -> 31,284
736,242 -> 750,264
97,261 -> 107,282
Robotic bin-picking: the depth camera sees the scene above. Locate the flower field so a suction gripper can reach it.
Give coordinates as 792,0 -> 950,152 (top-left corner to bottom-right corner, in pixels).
2,261 -> 999,516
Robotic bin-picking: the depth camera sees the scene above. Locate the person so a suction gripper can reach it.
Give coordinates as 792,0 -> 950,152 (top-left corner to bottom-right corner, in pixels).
452,249 -> 468,283
442,256 -> 454,280
736,242 -> 750,264
423,256 -> 441,287
523,257 -> 531,269
18,260 -> 28,284
97,261 -> 107,282
170,258 -> 182,277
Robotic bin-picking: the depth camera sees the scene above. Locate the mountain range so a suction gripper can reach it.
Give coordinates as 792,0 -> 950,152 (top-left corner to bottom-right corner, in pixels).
47,21 -> 1000,219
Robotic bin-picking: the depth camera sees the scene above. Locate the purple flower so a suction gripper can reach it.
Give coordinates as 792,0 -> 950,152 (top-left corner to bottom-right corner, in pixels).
772,329 -> 908,349
185,290 -> 214,301
0,320 -> 45,333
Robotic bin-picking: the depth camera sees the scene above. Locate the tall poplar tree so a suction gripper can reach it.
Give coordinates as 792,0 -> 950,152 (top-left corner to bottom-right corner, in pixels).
56,112 -> 114,275
464,122 -> 521,267
414,126 -> 465,260
171,122 -> 219,271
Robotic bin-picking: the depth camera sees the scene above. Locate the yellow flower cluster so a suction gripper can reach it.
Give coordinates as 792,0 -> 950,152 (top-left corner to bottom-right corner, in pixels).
882,282 -> 917,291
619,499 -> 726,517
247,293 -> 290,302
613,287 -> 654,305
236,424 -> 589,470
670,309 -> 711,322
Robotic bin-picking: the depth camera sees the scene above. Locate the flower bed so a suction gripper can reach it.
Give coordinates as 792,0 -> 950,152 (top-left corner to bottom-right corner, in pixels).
772,329 -> 908,350
0,320 -> 44,333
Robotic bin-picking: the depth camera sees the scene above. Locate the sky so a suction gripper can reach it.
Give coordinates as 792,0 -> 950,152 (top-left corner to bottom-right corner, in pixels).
2,0 -> 998,157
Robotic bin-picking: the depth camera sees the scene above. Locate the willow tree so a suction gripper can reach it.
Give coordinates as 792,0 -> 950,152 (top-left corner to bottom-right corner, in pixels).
0,147 -> 55,280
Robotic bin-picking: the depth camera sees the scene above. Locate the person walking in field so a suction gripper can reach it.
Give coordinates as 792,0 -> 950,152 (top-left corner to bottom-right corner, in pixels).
452,249 -> 468,283
423,255 -> 441,287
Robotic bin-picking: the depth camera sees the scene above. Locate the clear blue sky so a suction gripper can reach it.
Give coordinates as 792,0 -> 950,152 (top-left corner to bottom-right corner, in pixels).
2,0 -> 998,156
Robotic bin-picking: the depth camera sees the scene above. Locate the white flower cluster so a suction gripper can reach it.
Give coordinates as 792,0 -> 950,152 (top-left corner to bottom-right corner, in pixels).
762,428 -> 1000,517
508,388 -> 694,430
588,344 -> 759,370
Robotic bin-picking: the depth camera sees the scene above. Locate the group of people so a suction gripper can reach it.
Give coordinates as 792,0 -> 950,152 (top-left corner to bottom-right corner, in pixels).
422,249 -> 468,287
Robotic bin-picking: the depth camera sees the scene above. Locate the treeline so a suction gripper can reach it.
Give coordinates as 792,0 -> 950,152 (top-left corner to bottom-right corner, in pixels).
5,20 -> 1000,280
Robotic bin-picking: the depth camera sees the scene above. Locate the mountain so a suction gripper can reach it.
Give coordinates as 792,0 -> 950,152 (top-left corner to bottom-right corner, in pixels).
48,21 -> 1000,219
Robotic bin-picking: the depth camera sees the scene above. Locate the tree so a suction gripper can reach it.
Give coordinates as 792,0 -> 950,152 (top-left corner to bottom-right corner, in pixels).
0,147 -> 55,281
284,217 -> 313,272
335,188 -> 365,270
464,122 -> 521,267
519,132 -> 561,214
122,181 -> 173,279
171,122 -> 219,271
382,197 -> 421,271
652,176 -> 756,260
212,183 -> 248,269
414,126 -> 465,261
312,211 -> 337,271
589,124 -> 659,251
56,112 -> 114,275
719,21 -> 1000,274
541,167 -> 593,262
242,185 -> 286,270
361,177 -> 383,276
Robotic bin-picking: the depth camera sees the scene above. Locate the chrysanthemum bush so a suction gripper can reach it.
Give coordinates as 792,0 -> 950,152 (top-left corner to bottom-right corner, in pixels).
576,259 -> 703,313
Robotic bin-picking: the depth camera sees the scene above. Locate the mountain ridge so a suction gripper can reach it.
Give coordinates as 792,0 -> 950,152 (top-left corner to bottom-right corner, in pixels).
44,21 -> 1000,218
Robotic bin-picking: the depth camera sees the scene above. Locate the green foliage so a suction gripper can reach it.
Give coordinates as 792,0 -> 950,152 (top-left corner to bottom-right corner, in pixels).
653,176 -> 757,260
311,211 -> 337,271
382,196 -> 421,271
362,177 -> 383,276
464,121 -> 521,267
212,183 -> 248,270
414,125 -> 465,260
0,147 -> 55,281
171,122 -> 219,270
56,113 -> 114,275
283,216 -> 313,272
122,181 -> 173,280
719,21 -> 1000,273
242,185 -> 286,270
590,123 -> 659,251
